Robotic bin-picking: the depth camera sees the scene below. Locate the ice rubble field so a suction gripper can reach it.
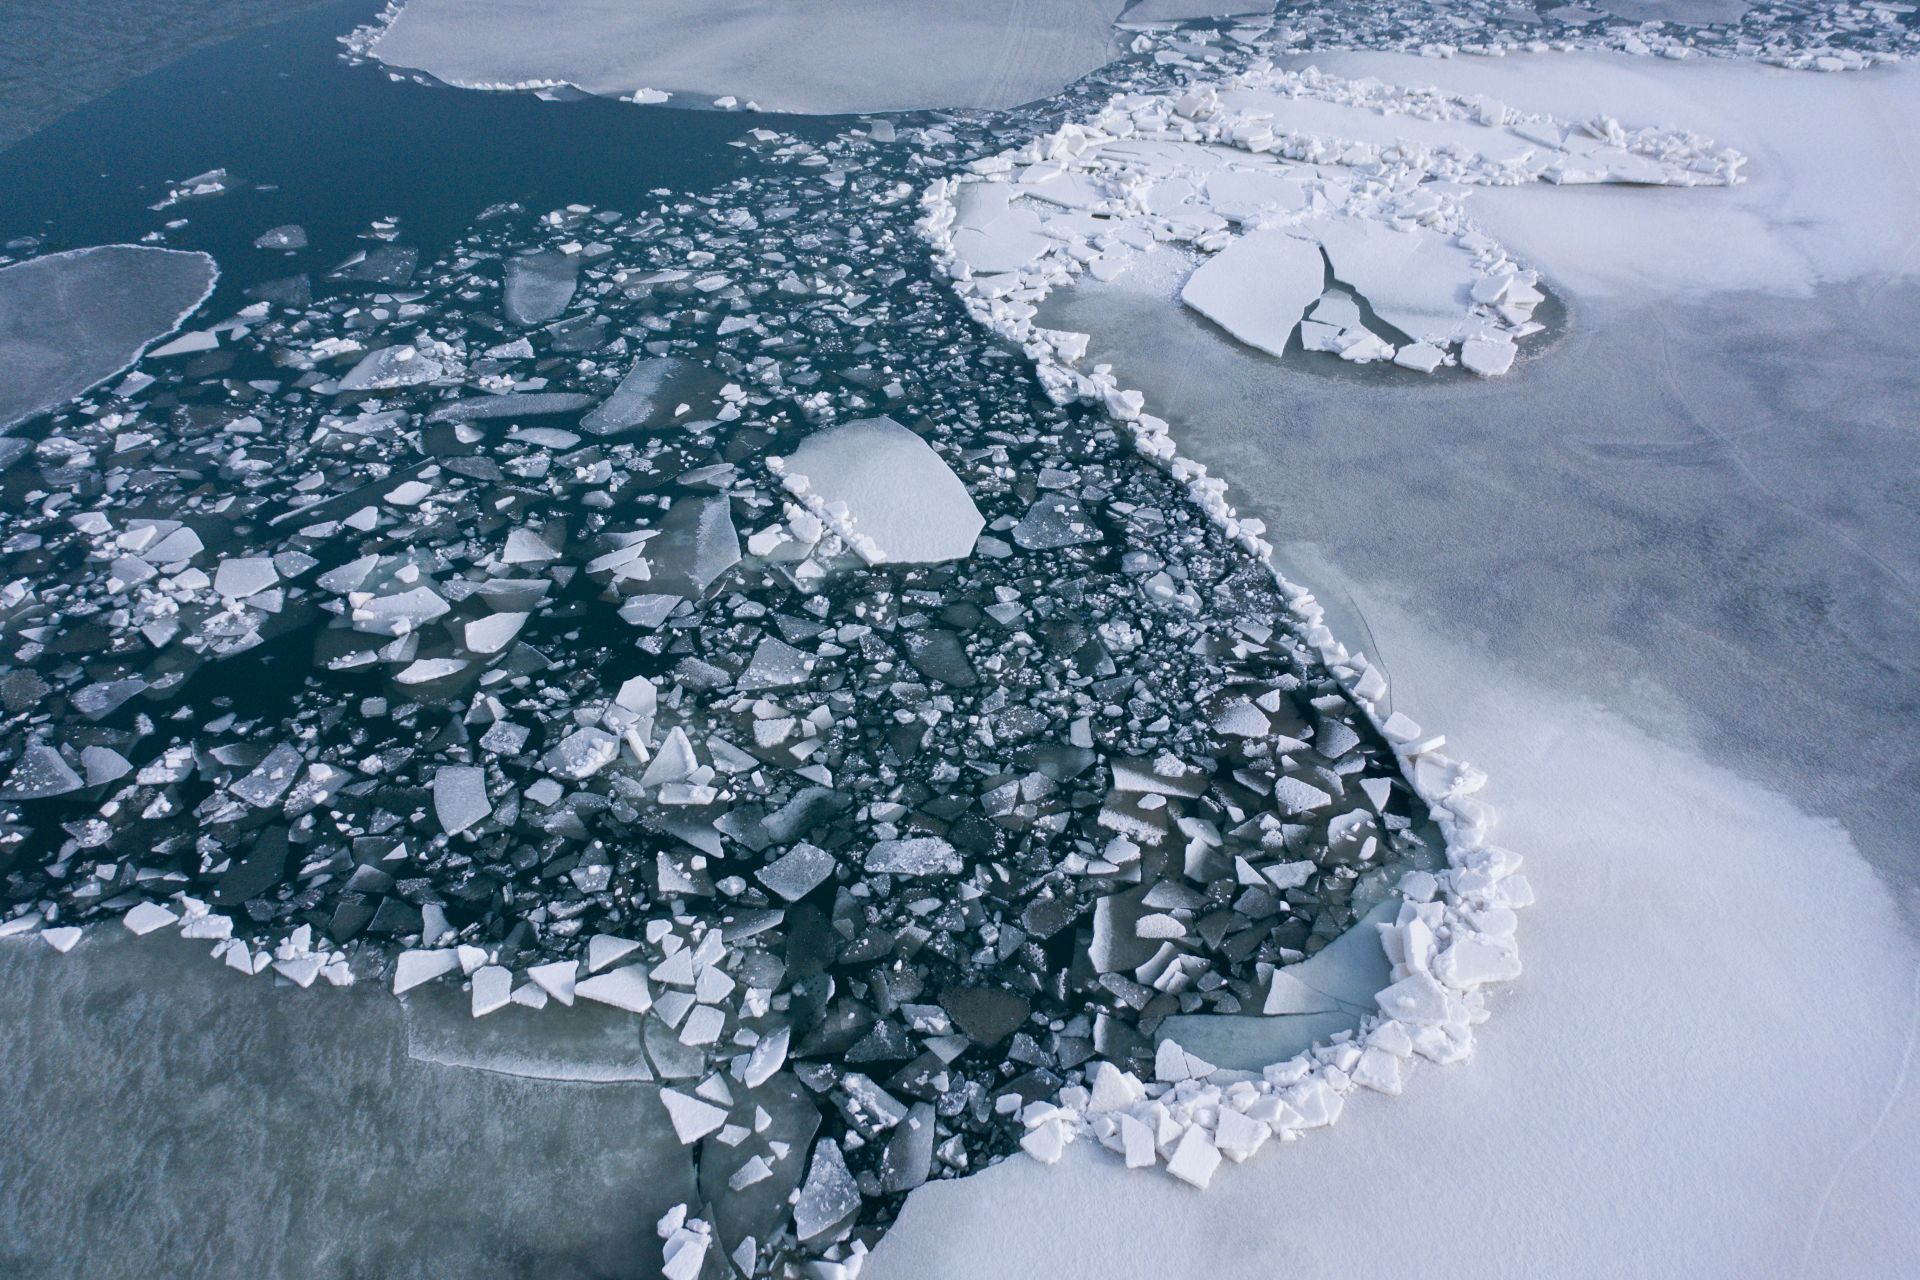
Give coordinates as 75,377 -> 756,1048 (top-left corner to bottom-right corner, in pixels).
865,41 -> 1920,1280
0,98 -> 1520,1275
2,2 -> 1920,1277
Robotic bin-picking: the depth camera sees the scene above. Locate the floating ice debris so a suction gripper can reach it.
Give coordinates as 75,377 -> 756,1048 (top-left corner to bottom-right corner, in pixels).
40,926 -> 83,954
863,837 -> 962,877
580,357 -> 711,434
662,1088 -> 730,1144
0,245 -> 217,431
793,1139 -> 861,1242
755,843 -> 835,902
575,965 -> 654,1013
152,167 -> 235,209
122,902 -> 179,936
503,249 -> 580,325
253,225 -> 308,251
773,416 -> 984,564
433,765 -> 492,834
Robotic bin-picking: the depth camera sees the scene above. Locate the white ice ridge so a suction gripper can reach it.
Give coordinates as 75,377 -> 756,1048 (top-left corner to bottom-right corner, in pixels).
347,0 -> 1129,115
906,69 -> 1552,1192
924,62 -> 1742,377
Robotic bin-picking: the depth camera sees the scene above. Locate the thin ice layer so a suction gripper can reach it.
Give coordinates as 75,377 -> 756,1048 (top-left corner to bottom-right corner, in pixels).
0,246 -> 216,431
366,0 -> 1130,114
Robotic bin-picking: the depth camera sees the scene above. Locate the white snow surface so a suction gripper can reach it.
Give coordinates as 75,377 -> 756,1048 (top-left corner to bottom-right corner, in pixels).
362,0 -> 1130,114
873,597 -> 1920,1276
1299,50 -> 1920,301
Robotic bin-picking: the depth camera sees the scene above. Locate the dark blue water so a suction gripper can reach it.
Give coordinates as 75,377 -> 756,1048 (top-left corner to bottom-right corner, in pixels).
0,0 -> 843,317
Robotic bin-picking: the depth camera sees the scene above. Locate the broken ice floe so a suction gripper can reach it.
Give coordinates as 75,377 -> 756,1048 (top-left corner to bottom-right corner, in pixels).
926,63 -> 1740,378
350,0 -> 1133,114
767,416 -> 985,565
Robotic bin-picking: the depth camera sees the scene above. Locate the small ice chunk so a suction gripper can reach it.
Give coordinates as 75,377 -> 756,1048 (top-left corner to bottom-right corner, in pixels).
433,765 -> 492,835
214,557 -> 278,600
1166,1127 -> 1223,1189
587,933 -> 640,972
465,611 -> 529,653
793,1139 -> 861,1242
394,948 -> 461,994
122,902 -> 179,935
503,250 -> 579,326
1461,336 -> 1518,377
471,964 -> 513,1017
528,959 -> 578,1005
865,837 -> 962,877
575,966 -> 653,1013
660,1088 -> 730,1144
756,842 -> 836,902
253,224 -> 307,251
41,926 -> 83,954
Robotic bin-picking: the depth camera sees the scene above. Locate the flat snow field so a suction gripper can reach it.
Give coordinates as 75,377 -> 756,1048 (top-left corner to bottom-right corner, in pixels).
868,51 -> 1920,1278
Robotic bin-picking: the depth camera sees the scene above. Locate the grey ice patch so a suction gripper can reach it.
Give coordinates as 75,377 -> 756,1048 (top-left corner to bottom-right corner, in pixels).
0,245 -> 216,431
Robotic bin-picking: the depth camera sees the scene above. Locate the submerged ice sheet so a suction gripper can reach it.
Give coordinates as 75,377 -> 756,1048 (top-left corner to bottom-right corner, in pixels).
0,245 -> 216,432
358,0 -> 1130,113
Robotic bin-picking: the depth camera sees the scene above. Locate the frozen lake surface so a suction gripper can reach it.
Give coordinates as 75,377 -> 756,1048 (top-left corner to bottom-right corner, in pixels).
1,3 -> 1918,1278
362,0 -> 1130,113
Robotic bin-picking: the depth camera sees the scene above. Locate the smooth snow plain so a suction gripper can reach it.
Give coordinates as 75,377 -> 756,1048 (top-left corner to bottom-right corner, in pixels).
0,244 -> 216,432
364,0 -> 1131,114
870,49 -> 1920,1278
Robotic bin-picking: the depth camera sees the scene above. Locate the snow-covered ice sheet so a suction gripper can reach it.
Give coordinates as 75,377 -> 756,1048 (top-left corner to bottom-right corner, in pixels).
361,0 -> 1131,114
872,594 -> 1920,1275
882,42 -> 1920,1278
926,57 -> 1740,382
0,245 -> 216,432
1299,51 -> 1920,301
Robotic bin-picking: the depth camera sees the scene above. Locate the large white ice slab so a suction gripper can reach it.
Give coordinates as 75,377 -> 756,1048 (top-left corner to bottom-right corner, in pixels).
777,417 -> 984,564
366,0 -> 1130,114
1179,229 -> 1326,357
0,245 -> 216,431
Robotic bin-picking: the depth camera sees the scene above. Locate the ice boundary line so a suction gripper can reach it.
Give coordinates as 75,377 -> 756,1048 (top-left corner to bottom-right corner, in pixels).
910,90 -> 1534,1187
